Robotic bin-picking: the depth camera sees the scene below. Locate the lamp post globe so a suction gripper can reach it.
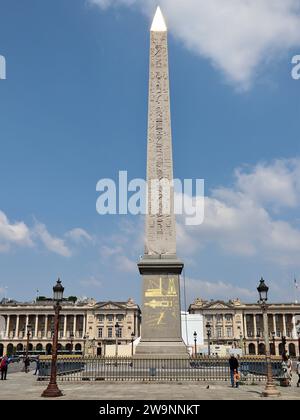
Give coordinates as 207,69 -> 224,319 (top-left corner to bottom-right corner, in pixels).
257,277 -> 269,304
41,278 -> 64,398
53,278 -> 64,302
256,278 -> 280,397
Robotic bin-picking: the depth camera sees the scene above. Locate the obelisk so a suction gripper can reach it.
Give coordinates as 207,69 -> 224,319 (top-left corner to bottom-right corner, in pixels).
136,7 -> 187,356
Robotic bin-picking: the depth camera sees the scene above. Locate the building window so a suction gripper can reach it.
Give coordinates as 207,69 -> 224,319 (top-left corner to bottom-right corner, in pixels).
206,315 -> 213,322
98,328 -> 103,338
217,327 -> 222,338
226,327 -> 233,337
225,314 -> 232,322
98,315 -> 104,322
106,314 -> 114,322
216,315 -> 223,323
116,314 -> 124,322
116,328 -> 122,338
107,327 -> 113,338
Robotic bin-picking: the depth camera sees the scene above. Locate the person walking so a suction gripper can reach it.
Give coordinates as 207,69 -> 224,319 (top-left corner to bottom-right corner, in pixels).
33,355 -> 40,376
281,353 -> 292,386
0,355 -> 10,380
24,356 -> 30,373
229,354 -> 239,388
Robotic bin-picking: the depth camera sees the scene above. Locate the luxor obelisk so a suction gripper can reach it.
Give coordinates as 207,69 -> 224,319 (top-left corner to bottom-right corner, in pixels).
136,7 -> 187,356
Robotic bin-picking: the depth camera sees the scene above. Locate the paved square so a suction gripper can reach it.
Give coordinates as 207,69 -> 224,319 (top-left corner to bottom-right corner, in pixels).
1,369 -> 300,400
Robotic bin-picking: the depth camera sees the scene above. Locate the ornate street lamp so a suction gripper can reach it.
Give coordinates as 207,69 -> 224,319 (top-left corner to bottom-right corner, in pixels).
193,331 -> 197,357
256,331 -> 260,355
271,331 -> 276,356
25,324 -> 32,359
41,278 -> 64,398
206,323 -> 211,356
23,324 -> 32,373
131,332 -> 135,357
257,278 -> 280,397
83,335 -> 87,356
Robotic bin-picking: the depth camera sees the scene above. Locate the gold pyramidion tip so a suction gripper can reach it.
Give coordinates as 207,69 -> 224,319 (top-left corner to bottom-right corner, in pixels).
151,6 -> 167,32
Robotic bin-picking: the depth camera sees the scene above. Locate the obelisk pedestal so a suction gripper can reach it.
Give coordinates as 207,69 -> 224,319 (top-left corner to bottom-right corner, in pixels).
136,7 -> 188,358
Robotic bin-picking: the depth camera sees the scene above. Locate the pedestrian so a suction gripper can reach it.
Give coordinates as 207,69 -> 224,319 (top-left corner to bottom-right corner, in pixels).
34,355 -> 40,376
281,353 -> 292,386
297,357 -> 300,387
229,354 -> 239,388
0,355 -> 10,380
24,356 -> 30,373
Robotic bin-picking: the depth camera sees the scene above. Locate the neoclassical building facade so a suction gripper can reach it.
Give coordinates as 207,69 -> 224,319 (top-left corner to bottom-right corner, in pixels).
0,297 -> 141,356
189,298 -> 300,356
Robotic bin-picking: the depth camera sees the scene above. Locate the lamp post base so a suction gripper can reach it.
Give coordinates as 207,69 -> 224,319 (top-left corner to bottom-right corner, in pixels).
261,383 -> 281,398
41,383 -> 63,398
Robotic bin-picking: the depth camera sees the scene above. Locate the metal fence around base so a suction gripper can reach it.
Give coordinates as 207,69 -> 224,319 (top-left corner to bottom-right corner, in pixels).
38,356 -> 283,383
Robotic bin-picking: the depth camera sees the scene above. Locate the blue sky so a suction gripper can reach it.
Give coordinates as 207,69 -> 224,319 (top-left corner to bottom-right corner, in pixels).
0,0 -> 300,304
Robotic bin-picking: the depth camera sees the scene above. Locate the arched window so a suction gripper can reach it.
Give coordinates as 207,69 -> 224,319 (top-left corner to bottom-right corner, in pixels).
65,343 -> 72,353
75,343 -> 82,353
16,343 -> 23,353
36,343 -> 43,353
258,343 -> 265,355
46,343 -> 52,355
278,343 -> 284,356
0,344 -> 3,357
248,343 -> 255,355
289,343 -> 296,357
7,343 -> 14,356
270,343 -> 275,355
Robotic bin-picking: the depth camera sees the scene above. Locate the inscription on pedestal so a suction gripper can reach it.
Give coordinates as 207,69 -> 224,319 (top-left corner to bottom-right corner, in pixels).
142,275 -> 181,340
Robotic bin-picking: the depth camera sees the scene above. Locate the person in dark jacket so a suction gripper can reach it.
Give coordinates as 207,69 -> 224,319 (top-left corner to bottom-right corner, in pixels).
229,354 -> 239,388
24,356 -> 30,373
0,355 -> 10,380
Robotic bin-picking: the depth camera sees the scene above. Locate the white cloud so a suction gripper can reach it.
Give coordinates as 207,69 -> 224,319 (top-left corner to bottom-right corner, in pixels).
80,276 -> 102,288
65,228 -> 93,244
178,158 -> 300,266
115,254 -> 136,272
0,211 -> 33,252
34,222 -> 72,257
88,0 -> 300,89
186,277 -> 257,302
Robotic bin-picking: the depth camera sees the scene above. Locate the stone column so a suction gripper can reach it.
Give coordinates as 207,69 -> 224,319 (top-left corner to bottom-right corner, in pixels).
5,315 -> 10,338
283,314 -> 287,337
63,315 -> 67,338
253,314 -> 257,337
44,315 -> 48,339
273,314 -> 277,335
15,315 -> 19,338
25,315 -> 29,336
82,314 -> 86,338
292,315 -> 297,339
73,315 -> 76,337
34,315 -> 38,338
242,313 -> 247,338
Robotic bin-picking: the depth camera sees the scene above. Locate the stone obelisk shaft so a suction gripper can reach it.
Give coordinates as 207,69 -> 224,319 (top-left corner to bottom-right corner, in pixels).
145,24 -> 176,256
136,8 -> 187,357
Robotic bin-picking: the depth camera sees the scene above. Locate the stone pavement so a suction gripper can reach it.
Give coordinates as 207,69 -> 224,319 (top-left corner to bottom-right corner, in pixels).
0,371 -> 300,400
